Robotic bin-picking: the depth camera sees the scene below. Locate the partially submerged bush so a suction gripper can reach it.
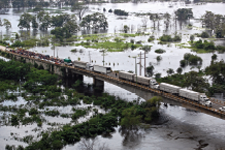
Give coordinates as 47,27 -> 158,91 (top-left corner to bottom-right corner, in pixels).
155,49 -> 166,54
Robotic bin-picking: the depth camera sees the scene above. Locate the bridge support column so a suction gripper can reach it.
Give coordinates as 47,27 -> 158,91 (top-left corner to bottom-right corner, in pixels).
93,78 -> 104,92
73,73 -> 83,81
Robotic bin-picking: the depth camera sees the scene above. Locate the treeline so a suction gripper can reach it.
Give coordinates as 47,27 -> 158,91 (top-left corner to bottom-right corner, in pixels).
0,0 -> 49,11
157,59 -> 225,96
191,39 -> 225,53
201,11 -> 225,38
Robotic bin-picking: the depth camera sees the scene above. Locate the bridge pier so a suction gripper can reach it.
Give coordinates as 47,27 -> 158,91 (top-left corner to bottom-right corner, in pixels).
93,78 -> 104,92
73,73 -> 83,81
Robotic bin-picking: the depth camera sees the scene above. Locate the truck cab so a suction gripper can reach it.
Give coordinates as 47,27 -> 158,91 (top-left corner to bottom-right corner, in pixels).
219,106 -> 225,112
199,94 -> 212,107
150,79 -> 159,89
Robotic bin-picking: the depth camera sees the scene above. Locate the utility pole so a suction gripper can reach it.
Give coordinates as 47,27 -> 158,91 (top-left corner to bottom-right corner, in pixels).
54,46 -> 55,58
1,31 -> 2,44
139,52 -> 142,76
144,52 -> 147,76
89,51 -> 91,63
132,56 -> 137,84
137,52 -> 147,76
100,50 -> 106,66
57,48 -> 58,58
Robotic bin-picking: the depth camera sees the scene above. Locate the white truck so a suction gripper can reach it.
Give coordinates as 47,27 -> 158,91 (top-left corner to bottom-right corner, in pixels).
149,77 -> 160,89
136,76 -> 159,89
74,60 -> 93,70
93,65 -> 111,74
179,89 -> 212,107
219,106 -> 225,112
119,71 -> 135,81
160,82 -> 181,94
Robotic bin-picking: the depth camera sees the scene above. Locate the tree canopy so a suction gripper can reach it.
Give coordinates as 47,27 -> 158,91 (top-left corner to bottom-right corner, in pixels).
80,12 -> 108,30
175,8 -> 193,20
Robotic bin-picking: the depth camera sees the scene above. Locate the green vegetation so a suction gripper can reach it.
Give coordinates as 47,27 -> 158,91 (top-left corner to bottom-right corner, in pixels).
71,109 -> 88,121
175,8 -> 193,20
201,11 -> 225,38
157,71 -> 209,93
190,39 -> 225,53
75,40 -> 142,52
199,31 -> 209,38
155,49 -> 166,54
0,52 -> 162,149
181,53 -> 203,66
80,12 -> 108,30
148,36 -> 155,42
159,34 -> 181,42
114,9 -> 128,16
157,59 -> 225,96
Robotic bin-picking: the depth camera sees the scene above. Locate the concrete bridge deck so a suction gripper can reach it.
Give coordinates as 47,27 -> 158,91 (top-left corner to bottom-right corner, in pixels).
1,48 -> 225,120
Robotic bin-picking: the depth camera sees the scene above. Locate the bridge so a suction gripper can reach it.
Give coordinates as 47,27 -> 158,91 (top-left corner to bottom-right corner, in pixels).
1,48 -> 225,120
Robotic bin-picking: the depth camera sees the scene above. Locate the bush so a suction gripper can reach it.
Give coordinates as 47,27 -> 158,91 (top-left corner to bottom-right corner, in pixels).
29,108 -> 38,116
159,34 -> 181,42
156,56 -> 162,61
114,9 -> 128,16
182,53 -> 202,65
155,49 -> 166,54
148,36 -> 155,42
180,60 -> 188,67
201,31 -> 209,38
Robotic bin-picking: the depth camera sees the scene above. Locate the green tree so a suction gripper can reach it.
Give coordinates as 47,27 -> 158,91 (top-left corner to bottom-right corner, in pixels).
155,73 -> 161,79
190,35 -> 195,43
0,0 -> 10,13
71,3 -> 88,21
12,0 -> 26,9
31,16 -> 38,30
146,65 -> 154,77
80,12 -> 108,30
167,68 -> 174,76
201,11 -> 215,30
51,13 -> 70,28
184,71 -> 209,92
211,54 -> 217,61
205,60 -> 225,84
164,12 -> 171,30
3,19 -> 11,31
176,67 -> 183,74
18,13 -> 33,30
120,106 -> 142,129
38,12 -> 51,31
175,8 -> 193,20
123,25 -> 129,33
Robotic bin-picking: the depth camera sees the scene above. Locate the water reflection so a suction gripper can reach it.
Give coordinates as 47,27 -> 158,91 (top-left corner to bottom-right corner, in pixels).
119,127 -> 145,149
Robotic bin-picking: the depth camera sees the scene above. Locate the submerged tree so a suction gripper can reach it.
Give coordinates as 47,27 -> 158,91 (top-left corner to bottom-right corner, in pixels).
80,12 -> 108,30
164,12 -> 171,30
175,8 -> 193,20
71,2 -> 88,21
18,13 -> 33,30
3,19 -> 11,31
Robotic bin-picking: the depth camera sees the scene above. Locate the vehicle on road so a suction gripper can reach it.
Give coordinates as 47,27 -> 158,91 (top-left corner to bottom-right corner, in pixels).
219,106 -> 225,112
179,89 -> 212,107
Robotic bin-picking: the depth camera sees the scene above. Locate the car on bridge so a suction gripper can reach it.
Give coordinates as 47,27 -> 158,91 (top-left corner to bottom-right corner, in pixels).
219,106 -> 225,112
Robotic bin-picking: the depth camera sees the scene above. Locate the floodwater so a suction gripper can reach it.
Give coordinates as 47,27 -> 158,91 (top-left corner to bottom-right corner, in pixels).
0,1 -> 225,150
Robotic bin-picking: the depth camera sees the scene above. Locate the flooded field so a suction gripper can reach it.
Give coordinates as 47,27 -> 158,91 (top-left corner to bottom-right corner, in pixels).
0,1 -> 225,150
